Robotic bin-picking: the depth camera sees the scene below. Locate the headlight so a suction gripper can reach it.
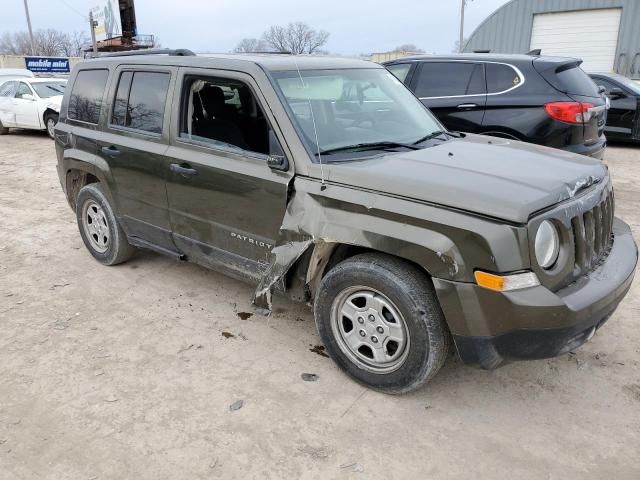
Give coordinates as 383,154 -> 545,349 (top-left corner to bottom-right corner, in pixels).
535,220 -> 560,269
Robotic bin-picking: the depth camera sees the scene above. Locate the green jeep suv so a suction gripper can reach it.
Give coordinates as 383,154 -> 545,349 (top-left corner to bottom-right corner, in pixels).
54,50 -> 637,394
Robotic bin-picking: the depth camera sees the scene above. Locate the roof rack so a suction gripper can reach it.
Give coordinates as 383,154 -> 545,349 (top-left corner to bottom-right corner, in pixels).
86,48 -> 196,59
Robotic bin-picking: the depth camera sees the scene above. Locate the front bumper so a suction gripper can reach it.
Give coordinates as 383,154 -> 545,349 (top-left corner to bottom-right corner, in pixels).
433,218 -> 637,369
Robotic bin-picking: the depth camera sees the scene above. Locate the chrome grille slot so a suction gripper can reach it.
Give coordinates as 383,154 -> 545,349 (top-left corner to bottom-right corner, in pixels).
571,189 -> 614,275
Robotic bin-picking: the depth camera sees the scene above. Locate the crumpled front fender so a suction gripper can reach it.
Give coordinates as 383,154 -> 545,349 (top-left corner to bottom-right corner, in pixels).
252,177 -> 530,313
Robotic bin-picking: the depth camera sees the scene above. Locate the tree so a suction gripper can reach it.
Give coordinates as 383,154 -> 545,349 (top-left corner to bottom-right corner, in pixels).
66,31 -> 90,56
453,38 -> 468,53
393,44 -> 425,53
233,38 -> 268,53
261,22 -> 329,54
0,29 -> 89,57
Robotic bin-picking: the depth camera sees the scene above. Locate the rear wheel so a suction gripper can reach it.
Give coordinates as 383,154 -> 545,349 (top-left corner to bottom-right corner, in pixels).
0,119 -> 8,135
314,253 -> 450,394
44,112 -> 58,140
76,183 -> 135,265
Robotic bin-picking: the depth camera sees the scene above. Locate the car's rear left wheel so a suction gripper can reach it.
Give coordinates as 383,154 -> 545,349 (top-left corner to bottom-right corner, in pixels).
0,119 -> 8,135
76,183 -> 135,265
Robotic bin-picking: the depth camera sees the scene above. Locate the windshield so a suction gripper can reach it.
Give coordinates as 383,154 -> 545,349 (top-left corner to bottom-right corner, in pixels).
31,81 -> 66,98
616,76 -> 640,96
272,68 -> 444,160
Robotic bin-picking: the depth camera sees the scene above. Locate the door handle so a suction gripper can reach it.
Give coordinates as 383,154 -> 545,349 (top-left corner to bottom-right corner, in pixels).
170,163 -> 198,177
457,103 -> 478,109
101,146 -> 121,156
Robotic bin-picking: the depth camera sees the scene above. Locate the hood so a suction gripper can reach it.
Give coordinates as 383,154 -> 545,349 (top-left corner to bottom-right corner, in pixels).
321,134 -> 607,223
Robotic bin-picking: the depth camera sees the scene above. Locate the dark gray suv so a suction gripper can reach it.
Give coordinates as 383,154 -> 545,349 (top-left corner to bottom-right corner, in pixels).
55,50 -> 637,393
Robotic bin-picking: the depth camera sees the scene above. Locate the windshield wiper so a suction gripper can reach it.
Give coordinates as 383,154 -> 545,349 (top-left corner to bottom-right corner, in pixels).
317,141 -> 420,156
412,130 -> 448,144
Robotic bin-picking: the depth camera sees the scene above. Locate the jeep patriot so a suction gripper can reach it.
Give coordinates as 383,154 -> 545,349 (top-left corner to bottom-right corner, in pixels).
54,50 -> 637,393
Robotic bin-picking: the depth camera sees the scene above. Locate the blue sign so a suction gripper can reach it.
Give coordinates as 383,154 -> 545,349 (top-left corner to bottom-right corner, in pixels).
24,57 -> 70,74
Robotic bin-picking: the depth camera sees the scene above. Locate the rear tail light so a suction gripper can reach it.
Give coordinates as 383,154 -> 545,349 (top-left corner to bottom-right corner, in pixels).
544,102 -> 594,124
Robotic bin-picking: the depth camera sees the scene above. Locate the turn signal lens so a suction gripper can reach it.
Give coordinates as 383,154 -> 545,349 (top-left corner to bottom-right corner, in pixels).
474,271 -> 540,292
544,102 -> 594,124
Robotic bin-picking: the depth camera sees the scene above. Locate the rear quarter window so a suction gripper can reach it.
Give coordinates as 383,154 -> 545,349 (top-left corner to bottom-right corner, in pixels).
555,66 -> 600,98
68,69 -> 109,124
486,63 -> 522,93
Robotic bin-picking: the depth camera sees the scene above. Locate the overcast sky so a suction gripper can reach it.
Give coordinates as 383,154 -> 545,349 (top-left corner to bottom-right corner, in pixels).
5,0 -> 510,54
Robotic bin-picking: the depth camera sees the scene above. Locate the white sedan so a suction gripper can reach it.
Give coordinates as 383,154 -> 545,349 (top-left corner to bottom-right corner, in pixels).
0,77 -> 67,139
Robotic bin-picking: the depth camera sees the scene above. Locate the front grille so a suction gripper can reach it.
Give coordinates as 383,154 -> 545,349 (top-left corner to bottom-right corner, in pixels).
570,188 -> 615,275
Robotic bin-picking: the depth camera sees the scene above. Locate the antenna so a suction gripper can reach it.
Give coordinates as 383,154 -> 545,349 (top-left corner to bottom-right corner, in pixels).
292,56 -> 327,191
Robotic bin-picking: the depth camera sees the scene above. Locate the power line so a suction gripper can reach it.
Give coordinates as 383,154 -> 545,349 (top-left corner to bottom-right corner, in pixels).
54,0 -> 89,21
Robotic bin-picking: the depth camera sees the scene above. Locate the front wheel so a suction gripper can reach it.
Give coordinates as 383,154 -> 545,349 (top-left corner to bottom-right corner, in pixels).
314,253 -> 450,394
44,112 -> 58,140
0,119 -> 8,135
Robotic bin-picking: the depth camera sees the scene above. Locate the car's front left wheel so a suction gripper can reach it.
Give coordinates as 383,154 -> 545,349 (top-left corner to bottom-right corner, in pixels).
44,112 -> 58,140
76,183 -> 135,265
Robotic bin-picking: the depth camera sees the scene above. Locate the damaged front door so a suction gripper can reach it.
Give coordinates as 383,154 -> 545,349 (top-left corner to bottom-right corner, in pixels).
165,68 -> 292,282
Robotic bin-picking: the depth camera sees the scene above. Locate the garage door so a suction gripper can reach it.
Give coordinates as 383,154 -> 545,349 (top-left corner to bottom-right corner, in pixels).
530,8 -> 622,72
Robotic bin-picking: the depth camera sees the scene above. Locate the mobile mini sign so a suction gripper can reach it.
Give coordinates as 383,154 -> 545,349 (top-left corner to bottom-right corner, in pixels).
24,57 -> 70,74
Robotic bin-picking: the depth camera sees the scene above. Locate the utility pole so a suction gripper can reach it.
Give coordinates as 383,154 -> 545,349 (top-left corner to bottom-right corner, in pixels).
459,0 -> 466,53
23,0 -> 35,55
89,10 -> 98,53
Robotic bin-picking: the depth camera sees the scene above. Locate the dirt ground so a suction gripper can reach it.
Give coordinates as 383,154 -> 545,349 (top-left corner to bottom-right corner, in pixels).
0,131 -> 639,480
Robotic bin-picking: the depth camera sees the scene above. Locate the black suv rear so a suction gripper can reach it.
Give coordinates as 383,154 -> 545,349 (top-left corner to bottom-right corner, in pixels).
384,54 -> 609,159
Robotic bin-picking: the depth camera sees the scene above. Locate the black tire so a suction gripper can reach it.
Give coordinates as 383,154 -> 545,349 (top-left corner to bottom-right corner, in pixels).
0,119 -> 8,135
314,253 -> 450,394
44,112 -> 58,140
76,183 -> 135,265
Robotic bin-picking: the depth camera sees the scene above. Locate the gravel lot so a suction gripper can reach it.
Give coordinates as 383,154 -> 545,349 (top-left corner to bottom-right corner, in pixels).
1,131 -> 639,479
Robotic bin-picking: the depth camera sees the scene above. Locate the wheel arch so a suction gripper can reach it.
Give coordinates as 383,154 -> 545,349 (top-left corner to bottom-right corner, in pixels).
63,157 -> 114,211
284,238 -> 453,305
43,108 -> 59,124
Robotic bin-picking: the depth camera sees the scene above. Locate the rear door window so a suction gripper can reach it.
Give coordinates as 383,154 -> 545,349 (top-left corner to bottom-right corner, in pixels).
0,81 -> 18,97
110,71 -> 170,134
68,69 -> 109,124
555,66 -> 600,98
486,63 -> 521,93
414,62 -> 485,98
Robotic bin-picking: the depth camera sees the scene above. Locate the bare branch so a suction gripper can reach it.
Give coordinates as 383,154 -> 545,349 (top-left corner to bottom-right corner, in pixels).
233,38 -> 268,53
261,22 -> 329,55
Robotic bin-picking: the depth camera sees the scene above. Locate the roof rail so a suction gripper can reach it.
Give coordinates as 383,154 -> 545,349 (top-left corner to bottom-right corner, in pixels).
245,51 -> 292,55
86,48 -> 196,59
526,49 -> 542,56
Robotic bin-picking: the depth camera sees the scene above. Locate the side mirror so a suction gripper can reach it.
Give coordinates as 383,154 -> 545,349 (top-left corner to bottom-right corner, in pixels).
608,87 -> 626,99
21,93 -> 36,101
267,130 -> 289,171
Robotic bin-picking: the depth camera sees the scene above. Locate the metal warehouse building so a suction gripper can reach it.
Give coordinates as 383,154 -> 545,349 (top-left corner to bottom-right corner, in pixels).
463,0 -> 640,79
